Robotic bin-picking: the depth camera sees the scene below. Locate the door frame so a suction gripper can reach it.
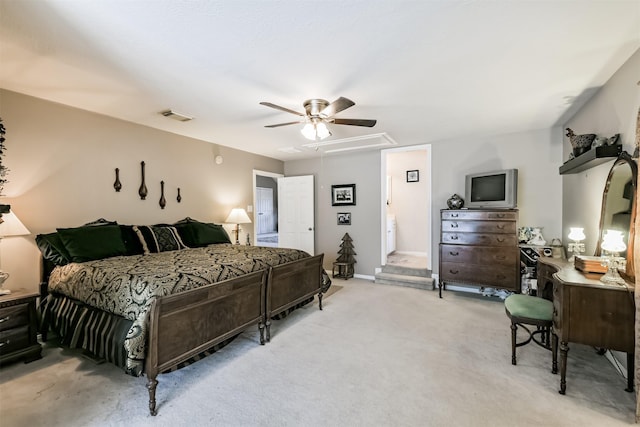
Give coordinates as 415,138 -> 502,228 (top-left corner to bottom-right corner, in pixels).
380,144 -> 432,270
253,169 -> 284,241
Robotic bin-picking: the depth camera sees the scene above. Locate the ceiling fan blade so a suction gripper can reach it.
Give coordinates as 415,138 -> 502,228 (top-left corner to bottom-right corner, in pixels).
260,102 -> 305,117
320,97 -> 355,118
264,121 -> 302,128
333,118 -> 377,127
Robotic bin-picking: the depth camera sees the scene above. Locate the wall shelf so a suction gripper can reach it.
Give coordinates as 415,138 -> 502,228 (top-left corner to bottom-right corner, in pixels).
559,145 -> 622,175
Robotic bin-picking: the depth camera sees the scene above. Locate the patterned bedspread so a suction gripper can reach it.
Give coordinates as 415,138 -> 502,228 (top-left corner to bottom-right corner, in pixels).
46,244 -> 310,374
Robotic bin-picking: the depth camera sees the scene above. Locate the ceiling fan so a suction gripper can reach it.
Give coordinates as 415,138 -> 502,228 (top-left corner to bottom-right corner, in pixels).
260,97 -> 376,140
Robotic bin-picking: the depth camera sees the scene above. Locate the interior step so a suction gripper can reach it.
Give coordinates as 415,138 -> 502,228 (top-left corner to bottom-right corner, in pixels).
374,272 -> 435,291
381,264 -> 430,277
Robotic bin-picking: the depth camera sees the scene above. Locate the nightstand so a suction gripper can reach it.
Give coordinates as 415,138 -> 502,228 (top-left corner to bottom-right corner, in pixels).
0,290 -> 42,366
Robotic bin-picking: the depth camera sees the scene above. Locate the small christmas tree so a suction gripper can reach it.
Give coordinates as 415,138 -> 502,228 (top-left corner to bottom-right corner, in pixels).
334,233 -> 356,279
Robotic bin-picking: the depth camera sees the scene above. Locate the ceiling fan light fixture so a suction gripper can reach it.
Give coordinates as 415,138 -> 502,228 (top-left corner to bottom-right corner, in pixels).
301,123 -> 316,140
316,122 -> 331,139
300,121 -> 331,141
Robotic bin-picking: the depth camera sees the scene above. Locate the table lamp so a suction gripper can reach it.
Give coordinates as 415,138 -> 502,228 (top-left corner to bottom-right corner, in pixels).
599,229 -> 627,285
0,208 -> 31,295
567,227 -> 585,262
225,208 -> 252,245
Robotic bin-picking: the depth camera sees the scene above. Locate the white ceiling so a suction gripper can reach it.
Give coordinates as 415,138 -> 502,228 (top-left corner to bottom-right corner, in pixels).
1,1 -> 639,161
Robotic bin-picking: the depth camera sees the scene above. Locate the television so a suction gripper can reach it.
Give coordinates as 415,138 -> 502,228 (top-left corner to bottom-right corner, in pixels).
464,169 -> 518,209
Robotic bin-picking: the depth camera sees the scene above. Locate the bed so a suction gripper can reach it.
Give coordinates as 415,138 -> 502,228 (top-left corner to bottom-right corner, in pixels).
37,218 -> 330,415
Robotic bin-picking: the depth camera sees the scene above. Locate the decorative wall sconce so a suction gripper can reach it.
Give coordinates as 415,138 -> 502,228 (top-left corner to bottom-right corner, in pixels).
600,229 -> 627,285
159,181 -> 166,209
567,227 -> 585,262
138,161 -> 148,200
113,168 -> 122,192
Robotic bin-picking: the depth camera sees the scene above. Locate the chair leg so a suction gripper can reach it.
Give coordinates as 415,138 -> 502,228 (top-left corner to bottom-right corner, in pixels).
510,322 -> 517,365
552,332 -> 558,374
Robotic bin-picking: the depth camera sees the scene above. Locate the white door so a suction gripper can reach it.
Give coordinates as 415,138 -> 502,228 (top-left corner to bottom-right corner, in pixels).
256,187 -> 276,233
278,175 -> 315,255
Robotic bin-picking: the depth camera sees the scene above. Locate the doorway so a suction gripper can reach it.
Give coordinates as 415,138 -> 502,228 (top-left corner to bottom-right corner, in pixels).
380,145 -> 432,270
253,170 -> 282,247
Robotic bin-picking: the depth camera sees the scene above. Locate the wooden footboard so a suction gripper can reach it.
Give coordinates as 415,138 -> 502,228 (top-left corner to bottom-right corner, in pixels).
265,253 -> 325,341
145,270 -> 267,416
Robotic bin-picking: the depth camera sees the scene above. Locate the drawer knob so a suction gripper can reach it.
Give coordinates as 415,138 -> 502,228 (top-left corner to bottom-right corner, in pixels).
496,237 -> 505,242
0,340 -> 9,347
451,213 -> 459,218
496,213 -> 505,218
496,225 -> 505,230
451,235 -> 459,240
450,223 -> 459,228
0,315 -> 10,323
449,269 -> 459,274
449,251 -> 459,256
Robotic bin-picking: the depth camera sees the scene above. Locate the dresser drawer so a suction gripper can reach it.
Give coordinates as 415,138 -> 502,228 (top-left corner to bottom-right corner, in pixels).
441,232 -> 517,246
0,303 -> 30,332
0,325 -> 30,355
440,244 -> 516,265
440,262 -> 518,289
441,220 -> 516,234
441,210 -> 517,221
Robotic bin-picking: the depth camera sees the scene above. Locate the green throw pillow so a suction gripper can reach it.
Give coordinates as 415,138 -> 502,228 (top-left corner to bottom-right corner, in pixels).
35,232 -> 72,266
174,218 -> 230,246
57,224 -> 128,262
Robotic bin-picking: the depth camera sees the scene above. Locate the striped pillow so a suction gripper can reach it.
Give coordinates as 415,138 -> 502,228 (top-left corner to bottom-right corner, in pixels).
132,225 -> 188,254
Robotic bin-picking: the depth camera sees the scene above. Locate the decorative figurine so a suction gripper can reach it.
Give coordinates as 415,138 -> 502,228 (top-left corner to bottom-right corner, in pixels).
565,128 -> 596,157
446,194 -> 464,209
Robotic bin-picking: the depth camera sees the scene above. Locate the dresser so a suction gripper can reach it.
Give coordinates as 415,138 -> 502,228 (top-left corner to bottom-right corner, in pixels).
537,258 -> 634,394
0,290 -> 42,366
439,209 -> 520,297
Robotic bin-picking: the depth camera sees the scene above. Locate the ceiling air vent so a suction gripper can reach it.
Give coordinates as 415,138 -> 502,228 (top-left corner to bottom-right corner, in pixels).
160,110 -> 193,122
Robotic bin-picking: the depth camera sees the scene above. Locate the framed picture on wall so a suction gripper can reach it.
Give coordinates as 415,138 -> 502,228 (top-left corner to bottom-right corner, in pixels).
331,184 -> 356,206
406,170 -> 419,182
337,212 -> 351,225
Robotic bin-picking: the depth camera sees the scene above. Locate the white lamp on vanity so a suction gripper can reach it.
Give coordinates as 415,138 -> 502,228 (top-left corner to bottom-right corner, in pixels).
0,208 -> 31,295
567,227 -> 585,262
599,229 -> 627,285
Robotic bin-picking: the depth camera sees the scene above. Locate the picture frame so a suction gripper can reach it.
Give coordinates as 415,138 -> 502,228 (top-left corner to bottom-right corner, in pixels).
337,212 -> 351,225
406,170 -> 419,183
331,184 -> 356,206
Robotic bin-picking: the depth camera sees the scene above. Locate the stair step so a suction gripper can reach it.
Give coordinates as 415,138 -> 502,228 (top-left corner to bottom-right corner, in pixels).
374,272 -> 435,291
381,264 -> 430,277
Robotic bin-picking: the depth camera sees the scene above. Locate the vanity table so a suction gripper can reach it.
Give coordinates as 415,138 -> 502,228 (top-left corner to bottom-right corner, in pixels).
537,257 -> 635,394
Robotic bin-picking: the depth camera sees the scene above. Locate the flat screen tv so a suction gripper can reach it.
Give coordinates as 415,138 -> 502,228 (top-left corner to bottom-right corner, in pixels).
464,169 -> 518,209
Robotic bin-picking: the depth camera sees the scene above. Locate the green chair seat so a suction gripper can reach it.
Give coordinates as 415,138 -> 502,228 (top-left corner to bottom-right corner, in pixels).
505,294 -> 553,321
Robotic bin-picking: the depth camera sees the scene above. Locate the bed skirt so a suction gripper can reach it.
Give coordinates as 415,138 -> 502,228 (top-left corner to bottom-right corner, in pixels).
39,293 -> 316,376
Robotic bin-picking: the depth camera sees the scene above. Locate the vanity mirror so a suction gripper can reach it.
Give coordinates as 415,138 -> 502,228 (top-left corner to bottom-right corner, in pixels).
594,151 -> 637,282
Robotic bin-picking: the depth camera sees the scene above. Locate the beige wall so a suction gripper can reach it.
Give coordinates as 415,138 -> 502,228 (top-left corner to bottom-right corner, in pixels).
285,150 -> 381,276
0,90 -> 283,293
563,49 -> 640,255
286,127 -> 564,278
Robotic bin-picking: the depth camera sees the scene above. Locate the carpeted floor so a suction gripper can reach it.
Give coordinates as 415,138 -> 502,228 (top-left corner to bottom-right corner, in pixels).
0,279 -> 635,426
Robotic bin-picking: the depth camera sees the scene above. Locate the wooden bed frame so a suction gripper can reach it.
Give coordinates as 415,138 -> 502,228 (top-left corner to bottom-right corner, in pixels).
41,253 -> 326,416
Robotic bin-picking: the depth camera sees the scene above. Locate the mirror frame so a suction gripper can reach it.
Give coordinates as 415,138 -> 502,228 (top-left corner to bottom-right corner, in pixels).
594,151 -> 637,282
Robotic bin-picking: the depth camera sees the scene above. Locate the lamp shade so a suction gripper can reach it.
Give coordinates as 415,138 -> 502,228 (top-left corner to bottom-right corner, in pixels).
225,208 -> 251,224
601,229 -> 626,253
568,227 -> 585,241
0,210 -> 30,237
